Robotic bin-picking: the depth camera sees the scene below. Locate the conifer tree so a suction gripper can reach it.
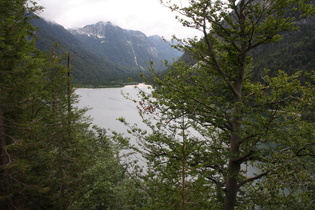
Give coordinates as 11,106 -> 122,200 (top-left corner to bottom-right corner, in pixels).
0,1 -> 44,208
0,1 -> 142,209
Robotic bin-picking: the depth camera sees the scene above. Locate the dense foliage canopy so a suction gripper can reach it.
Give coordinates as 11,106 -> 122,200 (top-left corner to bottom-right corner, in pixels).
122,0 -> 315,209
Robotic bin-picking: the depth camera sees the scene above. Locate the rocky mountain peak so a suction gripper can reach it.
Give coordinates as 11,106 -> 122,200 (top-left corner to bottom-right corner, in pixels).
75,21 -> 118,38
69,21 -> 182,70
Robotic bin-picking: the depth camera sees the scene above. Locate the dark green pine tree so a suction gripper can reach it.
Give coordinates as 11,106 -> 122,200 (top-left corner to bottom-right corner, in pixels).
0,1 -> 89,208
35,49 -> 90,209
0,1 -> 144,209
0,0 -> 44,209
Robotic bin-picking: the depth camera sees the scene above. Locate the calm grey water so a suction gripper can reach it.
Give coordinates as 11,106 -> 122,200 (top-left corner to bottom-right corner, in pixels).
75,85 -> 150,134
76,85 -> 152,167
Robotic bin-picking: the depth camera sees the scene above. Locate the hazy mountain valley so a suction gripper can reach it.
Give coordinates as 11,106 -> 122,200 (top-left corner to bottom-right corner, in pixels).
31,18 -> 182,87
30,14 -> 315,88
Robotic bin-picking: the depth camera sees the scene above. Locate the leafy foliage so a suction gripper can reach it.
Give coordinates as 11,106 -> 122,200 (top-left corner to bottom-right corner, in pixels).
121,0 -> 315,209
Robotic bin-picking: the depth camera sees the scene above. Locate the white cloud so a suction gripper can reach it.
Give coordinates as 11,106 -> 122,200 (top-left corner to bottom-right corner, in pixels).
35,0 -> 201,39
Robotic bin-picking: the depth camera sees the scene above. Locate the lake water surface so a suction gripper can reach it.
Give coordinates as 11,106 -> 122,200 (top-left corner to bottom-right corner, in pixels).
75,84 -> 150,135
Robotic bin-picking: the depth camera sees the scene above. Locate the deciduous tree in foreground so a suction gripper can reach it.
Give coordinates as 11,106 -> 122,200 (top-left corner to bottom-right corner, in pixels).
125,0 -> 315,209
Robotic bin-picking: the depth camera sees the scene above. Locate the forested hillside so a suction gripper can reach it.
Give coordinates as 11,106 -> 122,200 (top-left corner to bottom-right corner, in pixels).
251,17 -> 315,79
31,18 -> 181,87
31,18 -> 142,87
70,21 -> 182,71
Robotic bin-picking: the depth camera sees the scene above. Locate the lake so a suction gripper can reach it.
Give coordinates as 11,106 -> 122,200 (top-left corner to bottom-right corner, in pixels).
76,84 -> 152,167
75,84 -> 151,137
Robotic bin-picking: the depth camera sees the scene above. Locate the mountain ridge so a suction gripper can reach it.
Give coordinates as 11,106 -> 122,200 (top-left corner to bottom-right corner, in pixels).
69,21 -> 181,70
31,17 -> 182,86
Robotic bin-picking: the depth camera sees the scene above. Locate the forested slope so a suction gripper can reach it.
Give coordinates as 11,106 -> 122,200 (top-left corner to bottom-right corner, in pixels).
251,18 -> 315,79
31,17 -> 140,86
31,18 -> 182,87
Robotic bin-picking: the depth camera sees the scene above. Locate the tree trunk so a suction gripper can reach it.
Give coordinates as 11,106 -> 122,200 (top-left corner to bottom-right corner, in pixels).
224,75 -> 244,209
224,153 -> 241,210
0,108 -> 13,210
181,139 -> 186,210
224,117 -> 242,209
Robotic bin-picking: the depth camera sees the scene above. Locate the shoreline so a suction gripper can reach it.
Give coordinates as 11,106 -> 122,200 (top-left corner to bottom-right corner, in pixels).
77,83 -> 151,89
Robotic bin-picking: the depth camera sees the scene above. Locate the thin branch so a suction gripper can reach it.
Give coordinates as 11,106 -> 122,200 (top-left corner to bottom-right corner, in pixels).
201,10 -> 238,98
296,143 -> 315,157
238,171 -> 269,188
206,176 -> 220,185
233,149 -> 255,163
121,161 -> 158,199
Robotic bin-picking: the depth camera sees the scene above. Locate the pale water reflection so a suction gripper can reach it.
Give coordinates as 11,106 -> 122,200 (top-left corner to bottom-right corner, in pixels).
75,85 -> 151,135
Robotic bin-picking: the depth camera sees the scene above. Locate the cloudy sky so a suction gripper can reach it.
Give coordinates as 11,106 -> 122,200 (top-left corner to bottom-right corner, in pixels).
35,0 -> 201,39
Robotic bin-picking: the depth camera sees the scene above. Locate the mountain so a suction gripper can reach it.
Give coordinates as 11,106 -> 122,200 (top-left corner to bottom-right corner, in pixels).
31,18 -> 138,86
69,21 -> 182,71
31,18 -> 182,86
